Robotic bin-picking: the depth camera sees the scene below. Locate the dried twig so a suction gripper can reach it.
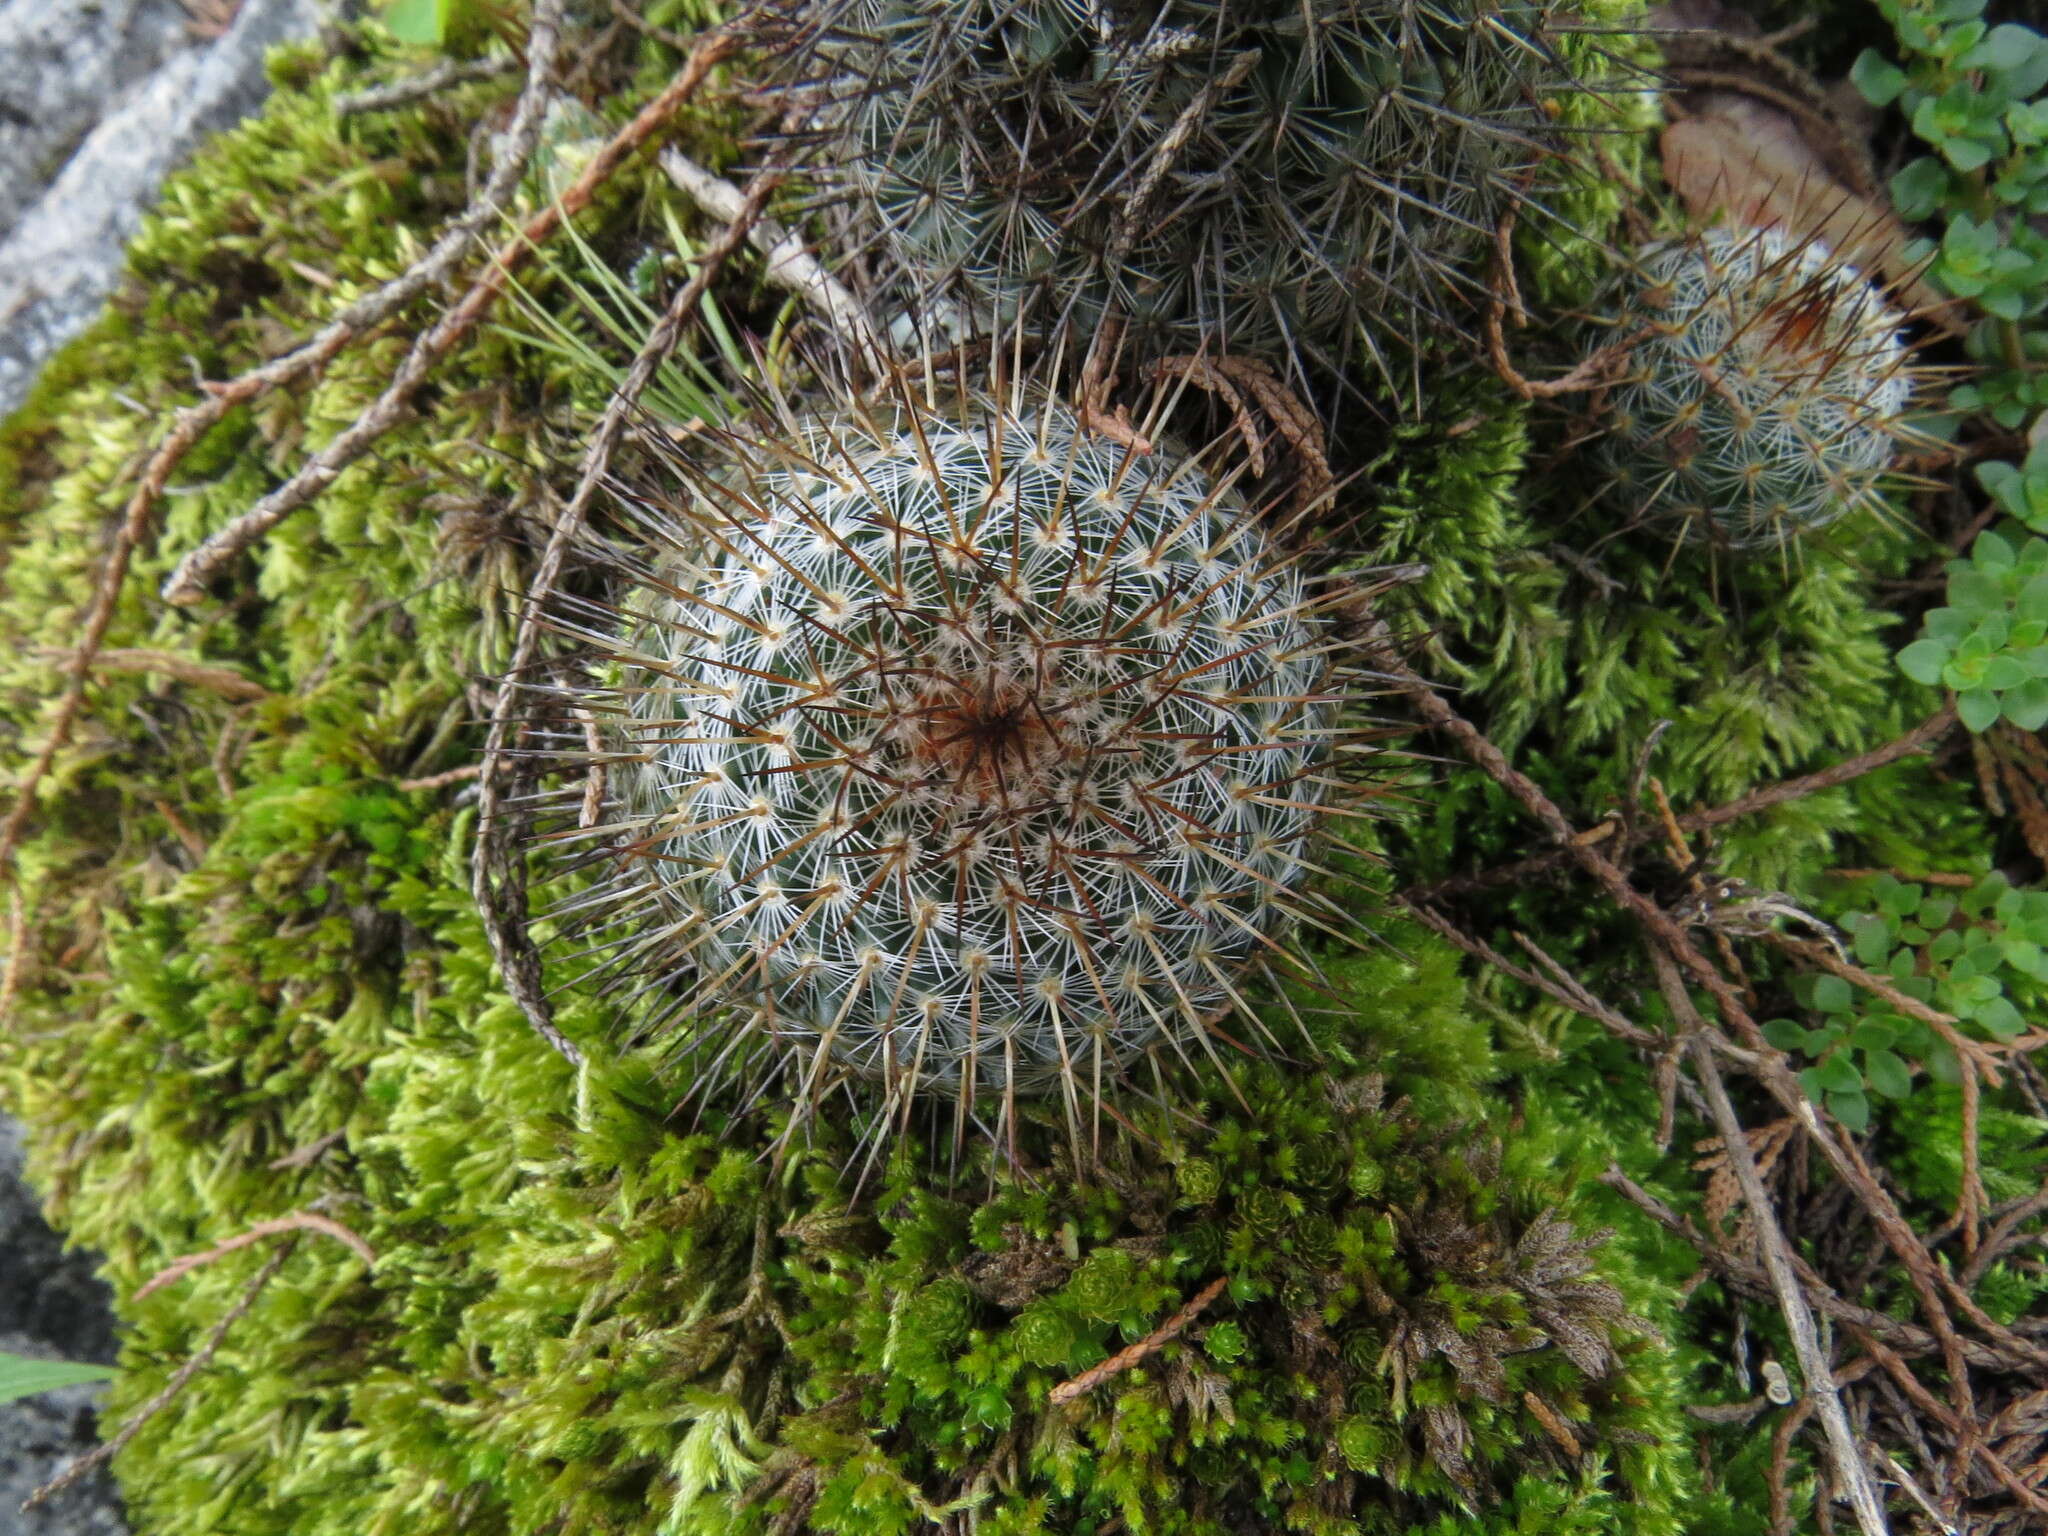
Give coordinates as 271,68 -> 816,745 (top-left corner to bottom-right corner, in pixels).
659,148 -> 886,367
159,15 -> 744,606
1484,209 -> 1643,399
1402,898 -> 1659,1046
1666,970 -> 1890,1536
334,55 -> 522,117
472,140 -> 788,1067
1405,704 -> 1959,905
0,0 -> 570,885
23,1243 -> 294,1513
132,1212 -> 375,1301
395,763 -> 484,794
1680,704 -> 1959,833
1047,1275 -> 1229,1406
35,646 -> 270,702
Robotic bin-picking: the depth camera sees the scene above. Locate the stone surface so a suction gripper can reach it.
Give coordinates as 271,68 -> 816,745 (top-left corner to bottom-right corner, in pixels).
0,1 -> 199,239
1,1117 -> 124,1535
0,0 -> 331,420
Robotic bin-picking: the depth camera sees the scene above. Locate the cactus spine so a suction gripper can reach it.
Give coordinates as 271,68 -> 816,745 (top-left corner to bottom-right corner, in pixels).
1596,227 -> 1915,550
560,380 -> 1366,1142
778,0 -> 1605,377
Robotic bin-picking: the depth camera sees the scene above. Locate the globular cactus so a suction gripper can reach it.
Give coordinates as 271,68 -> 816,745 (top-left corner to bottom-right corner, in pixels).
560,381 -> 1369,1143
1594,227 -> 1915,550
773,0 -> 1607,381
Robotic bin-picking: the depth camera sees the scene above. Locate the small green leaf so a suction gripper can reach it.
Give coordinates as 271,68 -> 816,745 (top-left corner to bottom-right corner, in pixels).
1853,49 -> 1910,106
1959,687 -> 2003,731
1982,654 -> 2032,691
1863,1048 -> 1913,1099
1893,157 -> 1952,219
1812,975 -> 1854,1014
379,0 -> 445,44
2004,678 -> 2048,729
1826,1089 -> 1872,1132
1975,996 -> 2026,1040
1763,1018 -> 1811,1052
0,1352 -> 115,1406
1812,1054 -> 1864,1094
1899,638 -> 1951,684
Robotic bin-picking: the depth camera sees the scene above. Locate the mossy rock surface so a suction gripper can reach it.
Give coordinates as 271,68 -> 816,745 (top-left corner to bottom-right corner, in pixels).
6,7 -> 2023,1536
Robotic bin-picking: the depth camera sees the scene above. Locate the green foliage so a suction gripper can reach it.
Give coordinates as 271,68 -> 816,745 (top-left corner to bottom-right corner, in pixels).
1362,376 -> 1949,892
375,0 -> 493,51
1864,0 -> 2048,723
1855,2 -> 2048,418
1895,484 -> 2048,729
0,24 -> 1713,1536
0,1351 -> 115,1404
1762,874 -> 2048,1129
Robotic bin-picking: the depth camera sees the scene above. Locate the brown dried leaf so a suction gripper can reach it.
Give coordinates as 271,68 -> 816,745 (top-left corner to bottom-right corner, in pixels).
1662,104 -> 1963,336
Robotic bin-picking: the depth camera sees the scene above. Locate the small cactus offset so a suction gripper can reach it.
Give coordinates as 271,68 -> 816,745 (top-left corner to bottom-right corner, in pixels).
563,379 -> 1371,1143
1595,227 -> 1915,550
774,0 -> 1611,379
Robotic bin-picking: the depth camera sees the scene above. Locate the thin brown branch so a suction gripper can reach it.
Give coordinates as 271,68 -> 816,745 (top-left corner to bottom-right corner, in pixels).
132,1212 -> 375,1301
1653,953 -> 1892,1536
1405,705 -> 1960,905
23,1242 -> 294,1513
395,763 -> 483,794
1047,1275 -> 1229,1406
658,147 -> 885,367
159,15 -> 744,607
1398,898 -> 1659,1046
1361,621 -> 2020,1451
334,54 -> 522,117
1679,705 -> 1959,833
33,647 -> 270,702
471,140 -> 788,1068
0,0 -> 570,884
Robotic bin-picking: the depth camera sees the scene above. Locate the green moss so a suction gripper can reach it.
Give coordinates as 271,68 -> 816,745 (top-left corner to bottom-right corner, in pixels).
8,9 -> 2032,1536
0,20 -> 1717,1536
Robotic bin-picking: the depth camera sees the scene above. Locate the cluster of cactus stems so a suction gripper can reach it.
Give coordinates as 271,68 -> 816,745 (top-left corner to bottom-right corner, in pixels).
772,0 -> 1608,383
1594,226 -> 1916,550
552,378 -> 1375,1149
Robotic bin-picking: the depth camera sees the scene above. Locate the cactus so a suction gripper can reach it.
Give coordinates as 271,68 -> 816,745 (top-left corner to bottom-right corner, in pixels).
776,0 -> 1610,380
566,381 -> 1365,1139
1595,227 -> 1915,550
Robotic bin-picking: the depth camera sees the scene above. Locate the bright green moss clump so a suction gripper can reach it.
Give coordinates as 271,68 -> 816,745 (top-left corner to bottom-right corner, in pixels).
0,22 -> 1708,1536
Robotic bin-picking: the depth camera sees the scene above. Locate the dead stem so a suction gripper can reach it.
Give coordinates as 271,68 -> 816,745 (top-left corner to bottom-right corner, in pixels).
472,140 -> 789,1068
1048,1275 -> 1229,1406
158,18 -> 747,607
0,0 -> 571,887
23,1243 -> 296,1514
133,1212 -> 375,1301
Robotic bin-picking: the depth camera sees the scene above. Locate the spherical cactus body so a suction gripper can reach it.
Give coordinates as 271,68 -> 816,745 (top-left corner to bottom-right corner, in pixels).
577,384 -> 1356,1136
781,0 -> 1602,376
1596,226 -> 1914,550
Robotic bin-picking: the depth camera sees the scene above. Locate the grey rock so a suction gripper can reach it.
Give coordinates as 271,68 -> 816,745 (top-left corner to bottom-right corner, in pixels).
0,1117 -> 123,1535
0,0 -> 199,239
0,0 -> 331,421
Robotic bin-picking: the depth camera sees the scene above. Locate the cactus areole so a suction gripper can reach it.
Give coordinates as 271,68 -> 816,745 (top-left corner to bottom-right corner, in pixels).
583,390 -> 1346,1118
